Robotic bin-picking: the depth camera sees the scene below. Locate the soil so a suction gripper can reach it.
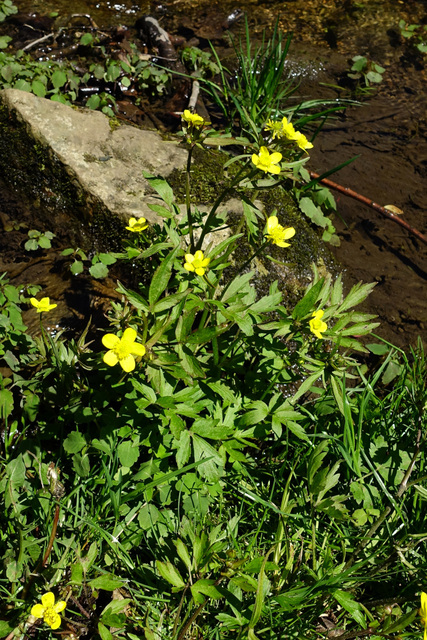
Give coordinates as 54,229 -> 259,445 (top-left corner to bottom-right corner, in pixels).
0,0 -> 426,349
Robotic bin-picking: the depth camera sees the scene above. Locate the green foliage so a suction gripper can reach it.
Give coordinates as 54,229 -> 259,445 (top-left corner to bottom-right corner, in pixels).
399,19 -> 427,54
0,0 -> 17,23
180,46 -> 220,78
347,55 -> 386,90
0,23 -> 426,640
24,229 -> 55,251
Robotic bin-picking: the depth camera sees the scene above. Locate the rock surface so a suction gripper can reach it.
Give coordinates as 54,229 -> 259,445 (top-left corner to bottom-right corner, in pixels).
0,88 -> 188,227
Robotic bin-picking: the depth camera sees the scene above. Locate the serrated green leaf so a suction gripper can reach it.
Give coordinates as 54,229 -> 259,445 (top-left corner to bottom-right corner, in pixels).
156,560 -> 185,588
89,574 -> 125,591
292,278 -> 324,319
149,246 -> 180,307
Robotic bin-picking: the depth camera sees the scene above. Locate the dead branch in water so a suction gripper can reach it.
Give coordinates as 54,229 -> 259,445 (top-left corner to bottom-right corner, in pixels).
309,171 -> 427,247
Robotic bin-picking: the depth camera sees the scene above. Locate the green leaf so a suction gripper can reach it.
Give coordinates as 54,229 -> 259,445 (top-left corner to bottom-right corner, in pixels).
174,539 -> 192,572
191,579 -> 223,600
332,590 -> 366,627
156,560 -> 186,588
73,453 -> 90,478
221,271 -> 254,303
101,598 -> 132,617
149,246 -> 180,307
176,430 -> 191,468
63,430 -> 86,454
239,401 -> 269,427
89,574 -> 125,591
117,439 -> 139,467
51,69 -> 67,88
80,33 -> 94,46
299,197 -> 328,228
71,260 -> 84,275
89,262 -> 109,279
292,278 -> 324,319
32,79 -> 46,97
98,621 -> 114,640
143,173 -> 174,207
0,388 -> 13,419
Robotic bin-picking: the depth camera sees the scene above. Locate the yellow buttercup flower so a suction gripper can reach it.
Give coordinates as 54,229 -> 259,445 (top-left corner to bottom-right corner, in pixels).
265,119 -> 285,140
252,147 -> 282,174
30,297 -> 57,313
281,116 -> 297,139
420,592 -> 427,640
182,109 -> 206,128
126,217 -> 149,232
184,250 -> 210,276
265,216 -> 295,248
102,327 -> 146,373
309,310 -> 328,339
31,592 -> 66,630
291,131 -> 314,152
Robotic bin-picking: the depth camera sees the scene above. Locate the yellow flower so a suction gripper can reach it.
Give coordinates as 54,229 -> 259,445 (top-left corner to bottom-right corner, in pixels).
291,131 -> 314,152
265,119 -> 285,140
252,147 -> 282,174
31,592 -> 66,630
182,109 -> 206,128
281,117 -> 313,152
309,310 -> 328,339
126,217 -> 149,232
265,216 -> 295,247
281,116 -> 297,139
102,327 -> 146,373
420,592 -> 427,640
184,250 -> 210,276
30,297 -> 57,313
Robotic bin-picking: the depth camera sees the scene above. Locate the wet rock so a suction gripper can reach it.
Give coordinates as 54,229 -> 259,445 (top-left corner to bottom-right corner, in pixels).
0,88 -> 188,245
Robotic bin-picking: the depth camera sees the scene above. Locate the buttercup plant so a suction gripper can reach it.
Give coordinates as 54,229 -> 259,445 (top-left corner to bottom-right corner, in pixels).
1,90 -> 426,640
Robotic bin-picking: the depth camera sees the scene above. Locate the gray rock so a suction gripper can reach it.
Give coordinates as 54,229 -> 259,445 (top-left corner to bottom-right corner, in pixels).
0,88 -> 187,230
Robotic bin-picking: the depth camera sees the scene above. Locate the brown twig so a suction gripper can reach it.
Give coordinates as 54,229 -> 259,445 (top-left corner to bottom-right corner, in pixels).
309,171 -> 427,246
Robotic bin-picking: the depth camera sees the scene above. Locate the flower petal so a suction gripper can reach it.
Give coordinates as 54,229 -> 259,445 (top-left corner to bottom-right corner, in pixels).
184,262 -> 195,271
269,152 -> 282,164
41,592 -> 55,608
120,354 -> 135,372
31,604 -> 46,618
102,333 -> 120,349
194,250 -> 204,261
268,164 -> 281,174
185,253 -> 195,263
103,350 -> 119,367
54,600 -> 67,613
49,613 -> 62,630
283,227 -> 296,240
130,343 -> 146,357
122,327 -> 137,343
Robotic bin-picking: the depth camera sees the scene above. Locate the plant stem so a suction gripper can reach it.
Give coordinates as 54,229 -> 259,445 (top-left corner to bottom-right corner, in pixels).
195,163 -> 254,252
186,145 -> 195,251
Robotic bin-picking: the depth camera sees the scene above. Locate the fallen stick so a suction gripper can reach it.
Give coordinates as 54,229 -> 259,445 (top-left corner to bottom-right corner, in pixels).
309,171 -> 427,246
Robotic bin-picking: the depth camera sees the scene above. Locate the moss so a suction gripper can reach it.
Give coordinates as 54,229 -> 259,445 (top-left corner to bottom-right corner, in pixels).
168,143 -> 338,306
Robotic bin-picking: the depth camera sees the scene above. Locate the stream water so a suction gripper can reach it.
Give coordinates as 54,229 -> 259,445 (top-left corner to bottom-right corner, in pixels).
1,0 -> 426,348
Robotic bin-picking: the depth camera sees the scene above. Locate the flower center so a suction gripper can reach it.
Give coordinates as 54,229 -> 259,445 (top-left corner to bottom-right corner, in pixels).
114,342 -> 131,360
43,607 -> 58,626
